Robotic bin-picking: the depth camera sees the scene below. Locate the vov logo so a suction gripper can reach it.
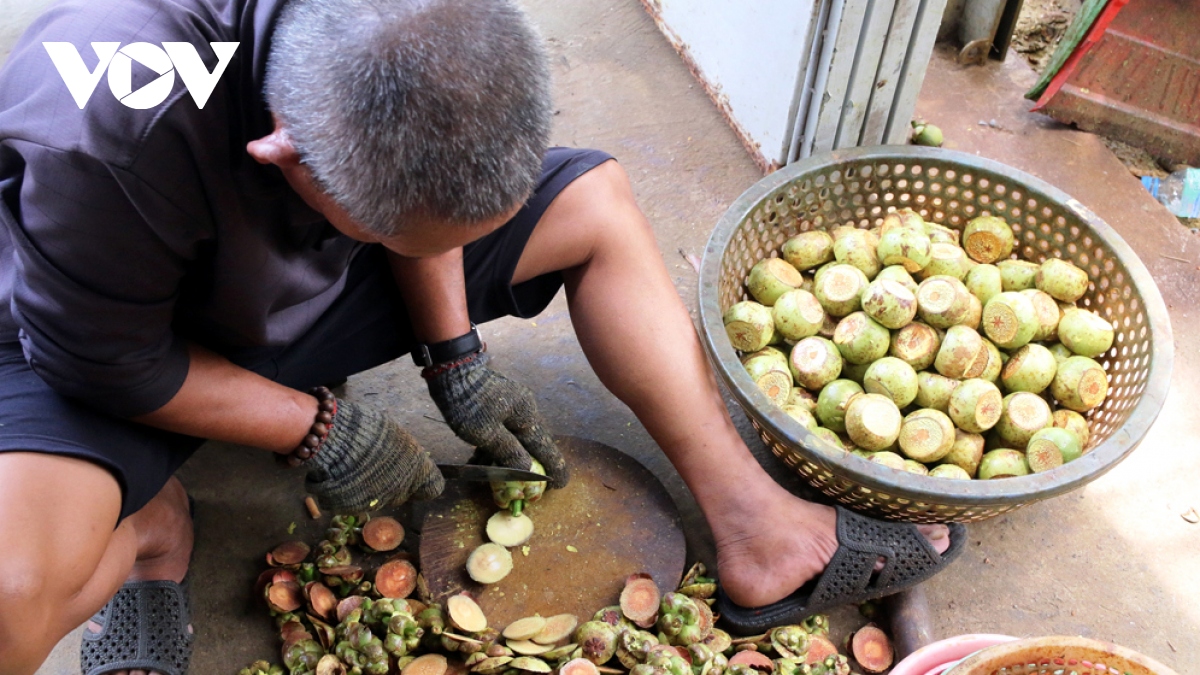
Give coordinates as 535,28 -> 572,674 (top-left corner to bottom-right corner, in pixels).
43,42 -> 239,110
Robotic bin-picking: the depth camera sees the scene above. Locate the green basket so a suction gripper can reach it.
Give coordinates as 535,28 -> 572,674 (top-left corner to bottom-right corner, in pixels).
698,146 -> 1173,523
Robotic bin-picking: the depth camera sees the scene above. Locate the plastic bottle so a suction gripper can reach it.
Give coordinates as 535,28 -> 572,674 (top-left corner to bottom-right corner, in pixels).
1141,168 -> 1200,218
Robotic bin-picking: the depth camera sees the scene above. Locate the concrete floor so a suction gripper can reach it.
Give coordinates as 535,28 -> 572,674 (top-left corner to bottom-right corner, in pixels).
23,0 -> 1199,673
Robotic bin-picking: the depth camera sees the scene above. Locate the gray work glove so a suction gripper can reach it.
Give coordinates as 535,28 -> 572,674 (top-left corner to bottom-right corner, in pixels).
306,399 -> 445,513
425,352 -> 568,489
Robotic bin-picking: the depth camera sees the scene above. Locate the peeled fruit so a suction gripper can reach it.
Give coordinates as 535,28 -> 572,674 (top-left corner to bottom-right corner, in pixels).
861,279 -> 918,329
845,394 -> 902,451
723,301 -> 774,352
486,512 -> 535,548
1057,308 -> 1114,358
782,231 -> 835,271
741,348 -> 792,406
790,337 -> 844,390
1021,289 -> 1061,341
1036,258 -> 1089,302
1051,356 -> 1109,412
942,430 -> 985,477
504,616 -> 549,641
787,386 -> 818,410
863,357 -> 919,408
929,463 -> 971,480
1028,426 -> 1084,466
772,289 -> 825,341
747,258 -> 805,306
995,392 -> 1053,448
813,264 -> 870,317
960,292 -> 983,330
998,260 -> 1040,292
917,276 -> 971,329
833,312 -> 891,365
876,226 -> 932,273
1000,343 -> 1058,394
920,242 -> 971,280
867,451 -> 906,471
978,449 -> 1030,479
816,379 -> 864,433
980,339 -> 1004,382
447,594 -> 488,633
962,216 -> 1014,263
898,409 -> 956,463
466,543 -> 513,585
947,378 -> 1003,433
981,291 -> 1037,349
876,265 -> 919,295
904,460 -> 930,475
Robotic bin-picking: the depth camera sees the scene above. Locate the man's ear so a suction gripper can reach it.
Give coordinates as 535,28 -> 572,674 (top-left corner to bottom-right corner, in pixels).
246,115 -> 302,167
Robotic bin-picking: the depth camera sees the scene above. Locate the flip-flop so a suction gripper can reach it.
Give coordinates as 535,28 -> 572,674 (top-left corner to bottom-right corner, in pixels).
715,506 -> 967,634
80,495 -> 196,675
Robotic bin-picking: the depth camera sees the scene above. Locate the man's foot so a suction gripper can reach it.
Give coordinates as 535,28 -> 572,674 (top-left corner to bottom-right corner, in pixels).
84,478 -> 194,675
712,482 -> 950,609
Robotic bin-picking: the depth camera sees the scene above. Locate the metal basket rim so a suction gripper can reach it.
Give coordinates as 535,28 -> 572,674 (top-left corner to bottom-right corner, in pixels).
698,146 -> 1175,511
945,635 -> 1181,674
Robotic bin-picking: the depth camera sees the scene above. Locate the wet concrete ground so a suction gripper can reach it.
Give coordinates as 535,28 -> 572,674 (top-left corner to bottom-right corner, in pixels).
21,0 -> 1199,672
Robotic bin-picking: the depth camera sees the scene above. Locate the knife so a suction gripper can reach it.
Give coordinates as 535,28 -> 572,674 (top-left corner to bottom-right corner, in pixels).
436,464 -> 547,483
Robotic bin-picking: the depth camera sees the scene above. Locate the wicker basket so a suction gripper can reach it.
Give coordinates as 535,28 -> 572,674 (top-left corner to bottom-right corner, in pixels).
698,146 -> 1173,523
945,635 -> 1179,674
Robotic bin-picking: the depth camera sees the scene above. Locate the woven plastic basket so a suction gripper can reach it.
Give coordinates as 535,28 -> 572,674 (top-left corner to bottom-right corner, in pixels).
945,635 -> 1179,674
698,146 -> 1173,523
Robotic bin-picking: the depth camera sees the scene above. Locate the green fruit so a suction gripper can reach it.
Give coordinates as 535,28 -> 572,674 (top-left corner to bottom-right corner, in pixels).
789,337 -> 844,390
816,379 -> 864,433
1026,427 -> 1083,469
723,301 -> 775,352
1051,356 -> 1108,412
903,459 -> 930,475
861,279 -> 918,329
832,312 -> 891,365
911,123 -> 944,147
964,263 -> 1003,306
747,258 -> 805,306
863,357 -> 919,408
890,322 -> 941,371
980,339 -> 1004,382
787,386 -> 818,411
845,394 -> 902,451
812,426 -> 845,451
782,404 -> 818,430
924,222 -> 961,246
772,289 -> 826,341
1048,342 -> 1074,366
782,231 -> 835,271
1021,289 -> 1061,341
1035,258 -> 1089,302
840,359 -> 871,384
916,275 -> 972,329
962,216 -> 1014,264
942,429 -> 985,477
947,378 -> 1003,433
981,291 -> 1037,349
813,264 -> 870,317
999,343 -> 1057,394
997,260 -> 1040,292
934,325 -> 985,379
876,226 -> 932,273
833,228 -> 881,279
741,348 -> 792,407
920,242 -> 971,280
867,451 -> 907,470
978,449 -> 1030,479
1052,409 -> 1090,448
960,292 -> 983,330
1057,308 -> 1114,358
929,463 -> 971,480
995,392 -> 1053,448
914,371 -> 960,412
898,409 -> 956,463
876,265 -> 919,295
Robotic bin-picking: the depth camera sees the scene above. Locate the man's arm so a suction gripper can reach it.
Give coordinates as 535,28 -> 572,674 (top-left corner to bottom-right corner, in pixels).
387,247 -> 472,343
133,344 -> 316,453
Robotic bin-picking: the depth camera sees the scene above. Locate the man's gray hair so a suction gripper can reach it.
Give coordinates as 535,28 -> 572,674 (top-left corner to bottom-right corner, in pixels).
266,0 -> 552,235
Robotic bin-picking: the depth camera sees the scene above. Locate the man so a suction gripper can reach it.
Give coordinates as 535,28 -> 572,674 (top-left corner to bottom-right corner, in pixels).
0,0 -> 963,673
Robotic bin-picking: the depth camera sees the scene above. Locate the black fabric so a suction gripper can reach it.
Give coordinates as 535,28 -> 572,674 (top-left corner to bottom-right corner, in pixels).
0,147 -> 614,521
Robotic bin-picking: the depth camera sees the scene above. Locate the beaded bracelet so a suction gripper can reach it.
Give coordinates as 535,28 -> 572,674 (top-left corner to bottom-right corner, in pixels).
284,386 -> 337,467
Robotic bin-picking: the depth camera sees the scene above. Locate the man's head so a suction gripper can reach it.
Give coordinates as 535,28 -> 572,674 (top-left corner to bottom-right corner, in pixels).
255,0 -> 551,248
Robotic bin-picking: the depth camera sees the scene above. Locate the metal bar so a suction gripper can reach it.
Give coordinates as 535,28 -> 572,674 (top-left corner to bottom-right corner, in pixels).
859,0 -> 920,145
883,0 -> 951,144
788,0 -> 834,164
812,0 -> 870,154
800,0 -> 846,158
835,0 -> 898,148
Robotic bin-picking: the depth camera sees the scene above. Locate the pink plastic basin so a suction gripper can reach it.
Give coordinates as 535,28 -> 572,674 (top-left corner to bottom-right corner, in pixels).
889,634 -> 1018,675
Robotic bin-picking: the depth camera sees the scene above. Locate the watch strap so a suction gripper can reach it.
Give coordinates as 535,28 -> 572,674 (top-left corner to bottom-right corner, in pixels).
412,324 -> 483,367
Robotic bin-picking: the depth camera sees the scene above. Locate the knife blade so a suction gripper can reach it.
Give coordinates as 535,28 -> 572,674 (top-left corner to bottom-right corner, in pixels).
436,464 -> 547,483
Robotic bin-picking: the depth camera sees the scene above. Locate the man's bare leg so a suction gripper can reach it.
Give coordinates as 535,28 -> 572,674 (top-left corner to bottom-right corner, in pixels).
0,453 -> 192,675
513,161 -> 949,608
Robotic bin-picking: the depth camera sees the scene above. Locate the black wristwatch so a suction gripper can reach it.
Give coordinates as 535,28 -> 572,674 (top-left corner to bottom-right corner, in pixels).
412,324 -> 484,367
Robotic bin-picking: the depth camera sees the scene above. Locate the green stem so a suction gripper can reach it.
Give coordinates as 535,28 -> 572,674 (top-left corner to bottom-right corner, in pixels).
510,500 -> 524,517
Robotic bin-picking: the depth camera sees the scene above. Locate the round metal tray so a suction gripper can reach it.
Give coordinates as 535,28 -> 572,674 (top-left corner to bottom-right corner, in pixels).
698,146 -> 1173,523
946,635 -> 1179,674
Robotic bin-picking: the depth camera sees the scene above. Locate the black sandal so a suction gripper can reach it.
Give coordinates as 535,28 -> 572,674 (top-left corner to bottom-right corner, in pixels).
716,506 -> 967,634
80,578 -> 195,675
